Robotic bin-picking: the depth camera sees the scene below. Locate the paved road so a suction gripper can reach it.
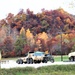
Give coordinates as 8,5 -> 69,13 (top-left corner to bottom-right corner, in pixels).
1,60 -> 75,69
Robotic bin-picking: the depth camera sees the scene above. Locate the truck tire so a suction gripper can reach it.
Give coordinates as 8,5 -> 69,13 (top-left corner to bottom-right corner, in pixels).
19,59 -> 23,64
50,59 -> 54,63
16,59 -> 20,64
27,58 -> 30,64
69,57 -> 74,61
30,58 -> 33,64
44,59 -> 47,63
34,60 -> 37,64
43,57 -> 48,63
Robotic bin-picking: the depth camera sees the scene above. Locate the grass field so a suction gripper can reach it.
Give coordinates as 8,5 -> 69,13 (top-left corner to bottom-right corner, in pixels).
0,65 -> 75,75
54,55 -> 69,61
1,55 -> 69,62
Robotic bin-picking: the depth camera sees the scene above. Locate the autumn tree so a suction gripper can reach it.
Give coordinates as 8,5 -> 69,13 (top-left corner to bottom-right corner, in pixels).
26,29 -> 35,48
6,13 -> 14,25
0,8 -> 75,56
20,27 -> 26,39
15,27 -> 27,56
71,44 -> 75,52
0,28 -> 6,43
2,36 -> 14,57
37,32 -> 48,43
11,28 -> 19,43
15,36 -> 26,56
22,45 -> 30,55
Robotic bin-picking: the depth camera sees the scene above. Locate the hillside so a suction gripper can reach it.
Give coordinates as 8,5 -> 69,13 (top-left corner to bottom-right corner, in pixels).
0,8 -> 75,34
0,8 -> 75,57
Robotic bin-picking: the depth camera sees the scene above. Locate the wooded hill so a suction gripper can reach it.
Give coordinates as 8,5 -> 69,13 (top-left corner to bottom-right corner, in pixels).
0,8 -> 75,57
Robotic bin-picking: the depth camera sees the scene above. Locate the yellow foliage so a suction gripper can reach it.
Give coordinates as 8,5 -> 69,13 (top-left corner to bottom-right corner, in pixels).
66,18 -> 71,24
45,50 -> 49,54
20,27 -> 25,35
37,32 -> 48,42
55,33 -> 69,40
26,29 -> 33,39
36,40 -> 41,44
55,34 -> 61,39
64,34 -> 69,39
37,40 -> 41,44
59,8 -> 65,14
30,39 -> 35,44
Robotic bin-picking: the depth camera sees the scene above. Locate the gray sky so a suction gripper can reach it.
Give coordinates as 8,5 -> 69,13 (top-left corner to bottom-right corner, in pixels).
0,0 -> 75,19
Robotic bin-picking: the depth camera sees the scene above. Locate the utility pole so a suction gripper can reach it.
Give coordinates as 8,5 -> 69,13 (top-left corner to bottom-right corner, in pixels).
0,51 -> 1,68
60,33 -> 63,61
57,31 -> 63,61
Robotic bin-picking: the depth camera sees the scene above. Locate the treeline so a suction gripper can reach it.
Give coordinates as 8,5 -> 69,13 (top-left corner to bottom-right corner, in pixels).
0,8 -> 75,57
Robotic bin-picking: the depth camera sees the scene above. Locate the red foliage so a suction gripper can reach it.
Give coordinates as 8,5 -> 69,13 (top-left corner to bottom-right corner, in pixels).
9,50 -> 16,57
22,45 -> 30,55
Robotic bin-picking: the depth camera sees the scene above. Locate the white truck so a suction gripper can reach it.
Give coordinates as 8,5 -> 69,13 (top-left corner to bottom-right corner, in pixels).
68,52 -> 75,61
16,51 -> 54,64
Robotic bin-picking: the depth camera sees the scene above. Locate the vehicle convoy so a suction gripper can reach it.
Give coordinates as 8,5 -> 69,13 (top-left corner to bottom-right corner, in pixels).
68,52 -> 75,61
16,51 -> 54,64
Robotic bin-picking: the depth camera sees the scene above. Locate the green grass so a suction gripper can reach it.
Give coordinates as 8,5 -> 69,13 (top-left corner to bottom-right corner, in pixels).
1,55 -> 69,62
1,57 -> 19,61
54,55 -> 69,62
0,65 -> 75,75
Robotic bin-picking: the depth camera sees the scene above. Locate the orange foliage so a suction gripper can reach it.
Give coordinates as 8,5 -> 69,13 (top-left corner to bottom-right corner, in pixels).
65,18 -> 71,24
36,39 -> 41,45
56,17 -> 61,21
68,33 -> 75,40
37,32 -> 48,43
26,29 -> 35,45
26,29 -> 33,39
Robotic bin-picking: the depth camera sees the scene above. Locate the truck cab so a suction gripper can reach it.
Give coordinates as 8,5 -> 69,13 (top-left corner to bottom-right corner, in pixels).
68,52 -> 75,61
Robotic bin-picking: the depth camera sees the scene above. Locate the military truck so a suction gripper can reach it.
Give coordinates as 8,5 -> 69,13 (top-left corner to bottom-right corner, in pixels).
16,51 -> 54,64
68,52 -> 75,61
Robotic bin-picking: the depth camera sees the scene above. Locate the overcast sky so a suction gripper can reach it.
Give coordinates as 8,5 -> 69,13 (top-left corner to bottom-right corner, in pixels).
0,0 -> 75,19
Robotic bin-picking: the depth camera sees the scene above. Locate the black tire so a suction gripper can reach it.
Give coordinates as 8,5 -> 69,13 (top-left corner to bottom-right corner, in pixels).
16,59 -> 23,64
38,60 -> 41,63
19,59 -> 23,64
34,60 -> 37,64
27,58 -> 30,64
44,59 -> 47,63
16,59 -> 20,64
50,59 -> 54,63
69,57 -> 74,61
30,58 -> 33,64
43,57 -> 48,63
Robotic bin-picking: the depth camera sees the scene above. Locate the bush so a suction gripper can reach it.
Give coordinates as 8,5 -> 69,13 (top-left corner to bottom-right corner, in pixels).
0,65 -> 75,75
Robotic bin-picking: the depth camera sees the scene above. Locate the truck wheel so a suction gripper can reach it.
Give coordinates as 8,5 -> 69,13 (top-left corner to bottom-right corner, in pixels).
27,58 -> 30,64
43,57 -> 47,63
30,58 -> 33,64
19,59 -> 23,64
69,57 -> 74,61
38,60 -> 41,63
16,59 -> 20,64
34,60 -> 37,64
44,59 -> 47,63
50,59 -> 54,63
